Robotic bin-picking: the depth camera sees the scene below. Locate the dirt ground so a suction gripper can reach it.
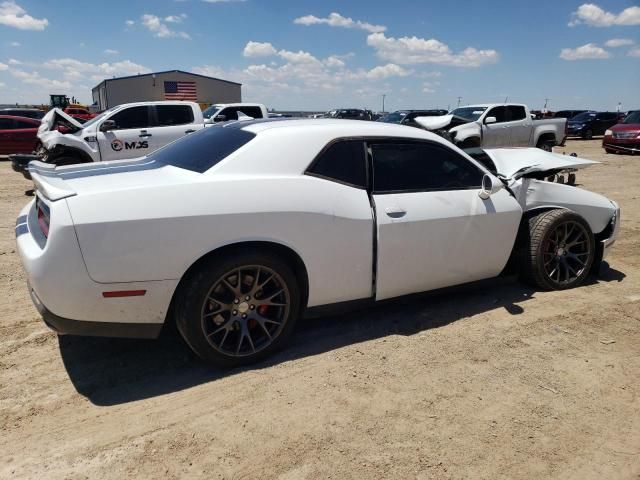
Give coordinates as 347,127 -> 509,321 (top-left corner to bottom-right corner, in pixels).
0,140 -> 639,480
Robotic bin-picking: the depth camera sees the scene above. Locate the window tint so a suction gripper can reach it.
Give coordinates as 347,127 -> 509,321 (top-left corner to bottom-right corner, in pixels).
156,105 -> 194,126
15,120 -> 36,129
486,106 -> 507,123
371,142 -> 483,193
508,106 -> 527,121
219,107 -> 239,121
0,118 -> 14,129
307,140 -> 366,188
110,106 -> 150,129
149,125 -> 255,173
238,107 -> 263,118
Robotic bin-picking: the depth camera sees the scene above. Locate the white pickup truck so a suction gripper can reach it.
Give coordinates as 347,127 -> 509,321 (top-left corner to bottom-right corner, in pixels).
37,101 -> 267,165
416,104 -> 567,151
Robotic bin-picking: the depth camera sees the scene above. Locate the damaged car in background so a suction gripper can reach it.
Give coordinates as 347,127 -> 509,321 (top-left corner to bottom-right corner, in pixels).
415,103 -> 567,151
16,119 -> 619,367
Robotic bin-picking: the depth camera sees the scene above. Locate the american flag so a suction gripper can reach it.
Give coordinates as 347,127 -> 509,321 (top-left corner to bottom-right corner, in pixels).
164,81 -> 197,101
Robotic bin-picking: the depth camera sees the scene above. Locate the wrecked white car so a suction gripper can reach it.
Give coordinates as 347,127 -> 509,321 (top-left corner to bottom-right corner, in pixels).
17,119 -> 618,366
415,103 -> 567,151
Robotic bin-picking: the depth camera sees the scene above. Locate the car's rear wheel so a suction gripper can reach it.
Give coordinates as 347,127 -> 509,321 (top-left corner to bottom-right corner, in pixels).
175,251 -> 301,367
537,138 -> 555,152
520,209 -> 595,290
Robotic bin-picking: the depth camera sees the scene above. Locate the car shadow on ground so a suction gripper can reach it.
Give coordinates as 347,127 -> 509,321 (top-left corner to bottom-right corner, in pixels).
59,264 -> 625,406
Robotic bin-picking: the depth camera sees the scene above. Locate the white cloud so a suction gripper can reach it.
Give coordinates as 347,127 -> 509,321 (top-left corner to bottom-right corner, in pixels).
294,12 -> 386,33
569,3 -> 640,27
366,63 -> 411,79
104,49 -> 119,55
324,55 -> 345,68
604,38 -> 635,48
140,14 -> 190,39
278,49 -> 323,64
366,32 -> 499,67
628,46 -> 640,58
165,14 -> 187,23
0,1 -> 48,30
559,43 -> 611,60
125,19 -> 135,26
9,68 -> 72,91
243,41 -> 277,57
0,62 -> 8,71
7,58 -> 20,64
422,82 -> 436,93
0,82 -> 5,88
202,0 -> 247,3
9,40 -> 20,46
42,58 -> 152,83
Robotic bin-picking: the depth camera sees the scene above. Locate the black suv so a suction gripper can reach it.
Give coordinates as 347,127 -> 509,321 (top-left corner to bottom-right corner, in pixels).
325,109 -> 373,120
553,110 -> 587,120
567,111 -> 620,139
377,109 -> 448,128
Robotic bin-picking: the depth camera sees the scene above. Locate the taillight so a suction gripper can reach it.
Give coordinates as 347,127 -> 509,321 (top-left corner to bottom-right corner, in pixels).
36,198 -> 50,238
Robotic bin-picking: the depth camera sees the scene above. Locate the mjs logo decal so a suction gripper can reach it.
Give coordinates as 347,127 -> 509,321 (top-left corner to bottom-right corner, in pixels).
111,139 -> 149,152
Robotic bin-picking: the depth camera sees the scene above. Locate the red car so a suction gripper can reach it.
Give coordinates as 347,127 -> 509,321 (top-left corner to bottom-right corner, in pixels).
0,115 -> 40,155
603,110 -> 640,154
63,107 -> 97,123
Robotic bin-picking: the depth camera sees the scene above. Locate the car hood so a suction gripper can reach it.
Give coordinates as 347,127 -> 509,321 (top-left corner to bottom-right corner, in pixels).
38,108 -> 84,137
414,114 -> 473,131
482,148 -> 598,179
611,123 -> 640,132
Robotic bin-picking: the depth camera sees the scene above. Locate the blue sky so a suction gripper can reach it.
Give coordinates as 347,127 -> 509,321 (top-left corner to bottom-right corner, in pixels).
0,0 -> 638,111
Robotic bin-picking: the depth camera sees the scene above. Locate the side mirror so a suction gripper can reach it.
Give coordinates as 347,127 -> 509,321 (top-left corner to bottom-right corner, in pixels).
479,173 -> 503,199
484,116 -> 497,125
213,114 -> 227,122
99,119 -> 117,132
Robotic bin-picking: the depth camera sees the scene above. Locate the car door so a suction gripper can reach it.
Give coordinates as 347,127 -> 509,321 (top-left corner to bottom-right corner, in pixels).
370,140 -> 522,301
12,118 -> 39,153
506,106 -> 532,146
97,106 -> 153,161
0,118 -> 14,154
151,104 -> 199,149
481,106 -> 510,147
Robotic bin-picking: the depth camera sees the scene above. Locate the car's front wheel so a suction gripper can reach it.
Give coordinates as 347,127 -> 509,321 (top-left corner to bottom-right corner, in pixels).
175,250 -> 301,367
520,209 -> 595,290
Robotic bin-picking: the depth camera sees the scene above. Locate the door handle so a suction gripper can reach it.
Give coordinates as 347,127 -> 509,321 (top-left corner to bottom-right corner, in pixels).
185,129 -> 196,134
139,132 -> 152,138
385,207 -> 406,218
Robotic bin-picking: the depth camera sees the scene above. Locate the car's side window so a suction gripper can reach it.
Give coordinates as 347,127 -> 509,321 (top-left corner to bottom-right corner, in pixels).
15,120 -> 35,129
110,106 -> 150,130
219,107 -> 239,121
371,141 -> 484,193
306,140 -> 367,188
0,118 -> 15,130
486,106 -> 508,123
508,106 -> 527,121
155,105 -> 195,126
238,107 -> 262,118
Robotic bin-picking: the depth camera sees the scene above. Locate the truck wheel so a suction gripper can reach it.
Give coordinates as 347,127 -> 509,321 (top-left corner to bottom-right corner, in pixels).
175,250 -> 301,367
567,173 -> 576,185
583,129 -> 593,140
537,139 -> 555,152
519,210 -> 595,290
51,155 -> 83,166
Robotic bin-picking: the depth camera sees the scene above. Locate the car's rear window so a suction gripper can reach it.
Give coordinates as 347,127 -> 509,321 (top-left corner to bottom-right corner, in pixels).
149,125 -> 256,173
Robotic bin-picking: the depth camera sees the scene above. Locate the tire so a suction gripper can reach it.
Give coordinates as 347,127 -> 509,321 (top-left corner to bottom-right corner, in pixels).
51,155 -> 83,166
519,209 -> 595,290
567,173 -> 576,185
583,129 -> 593,140
537,139 -> 555,152
458,138 -> 481,149
175,250 -> 301,367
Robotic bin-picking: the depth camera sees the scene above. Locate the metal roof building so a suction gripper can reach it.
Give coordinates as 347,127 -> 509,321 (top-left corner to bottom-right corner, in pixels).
91,70 -> 242,110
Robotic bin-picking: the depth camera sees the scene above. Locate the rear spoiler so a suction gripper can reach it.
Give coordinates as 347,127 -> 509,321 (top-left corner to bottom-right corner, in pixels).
28,161 -> 77,201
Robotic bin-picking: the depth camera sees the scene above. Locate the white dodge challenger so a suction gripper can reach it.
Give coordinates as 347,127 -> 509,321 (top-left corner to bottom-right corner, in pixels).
16,119 -> 620,366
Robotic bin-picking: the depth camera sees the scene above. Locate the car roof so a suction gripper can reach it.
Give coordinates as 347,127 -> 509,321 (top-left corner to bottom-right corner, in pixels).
232,118 -> 449,141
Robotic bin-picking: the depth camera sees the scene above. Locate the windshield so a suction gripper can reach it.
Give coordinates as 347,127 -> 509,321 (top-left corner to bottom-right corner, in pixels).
82,109 -> 113,128
570,112 -> 596,122
149,124 -> 256,173
202,105 -> 221,119
623,111 -> 640,124
377,112 -> 407,123
450,107 -> 487,121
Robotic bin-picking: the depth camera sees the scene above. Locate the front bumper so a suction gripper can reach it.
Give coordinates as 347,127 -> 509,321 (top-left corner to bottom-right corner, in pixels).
10,154 -> 39,180
601,204 -> 620,260
603,136 -> 640,153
